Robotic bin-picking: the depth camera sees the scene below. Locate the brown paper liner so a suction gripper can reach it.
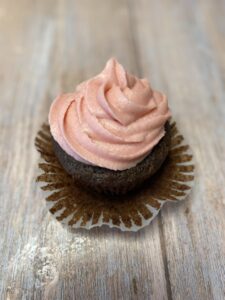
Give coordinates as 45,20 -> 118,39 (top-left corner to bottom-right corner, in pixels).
35,122 -> 195,232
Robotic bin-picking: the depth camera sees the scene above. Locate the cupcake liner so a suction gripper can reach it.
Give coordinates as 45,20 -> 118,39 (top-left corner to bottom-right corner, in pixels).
35,121 -> 195,232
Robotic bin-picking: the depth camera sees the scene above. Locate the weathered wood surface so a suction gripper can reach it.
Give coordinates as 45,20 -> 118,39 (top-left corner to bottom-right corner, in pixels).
0,0 -> 225,299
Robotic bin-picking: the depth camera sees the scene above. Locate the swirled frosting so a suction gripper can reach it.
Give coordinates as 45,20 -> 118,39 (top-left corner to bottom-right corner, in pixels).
49,58 -> 171,170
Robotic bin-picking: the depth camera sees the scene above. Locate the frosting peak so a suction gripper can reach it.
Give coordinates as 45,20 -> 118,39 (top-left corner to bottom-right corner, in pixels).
49,58 -> 171,170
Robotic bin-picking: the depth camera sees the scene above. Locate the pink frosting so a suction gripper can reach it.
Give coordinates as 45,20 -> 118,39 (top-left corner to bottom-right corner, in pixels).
49,58 -> 171,170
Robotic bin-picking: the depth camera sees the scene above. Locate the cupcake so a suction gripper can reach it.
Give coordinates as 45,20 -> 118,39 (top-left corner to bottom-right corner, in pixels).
49,58 -> 171,195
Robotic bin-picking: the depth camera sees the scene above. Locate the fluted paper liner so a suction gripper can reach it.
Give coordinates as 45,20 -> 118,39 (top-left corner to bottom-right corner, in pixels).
35,122 -> 194,232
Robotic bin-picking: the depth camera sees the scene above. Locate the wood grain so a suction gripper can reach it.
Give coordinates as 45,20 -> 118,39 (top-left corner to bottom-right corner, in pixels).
0,0 -> 224,299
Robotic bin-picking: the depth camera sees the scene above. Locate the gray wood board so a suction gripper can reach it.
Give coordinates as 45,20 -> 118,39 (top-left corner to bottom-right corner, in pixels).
0,0 -> 224,299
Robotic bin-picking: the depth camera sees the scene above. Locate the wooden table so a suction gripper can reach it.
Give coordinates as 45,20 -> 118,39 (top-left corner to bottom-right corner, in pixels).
0,0 -> 225,299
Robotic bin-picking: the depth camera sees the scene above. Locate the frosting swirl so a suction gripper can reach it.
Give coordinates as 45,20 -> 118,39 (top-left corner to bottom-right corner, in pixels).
49,58 -> 171,170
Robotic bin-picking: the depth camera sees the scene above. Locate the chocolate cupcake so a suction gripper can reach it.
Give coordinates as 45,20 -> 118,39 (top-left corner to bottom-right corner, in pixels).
49,58 -> 171,195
